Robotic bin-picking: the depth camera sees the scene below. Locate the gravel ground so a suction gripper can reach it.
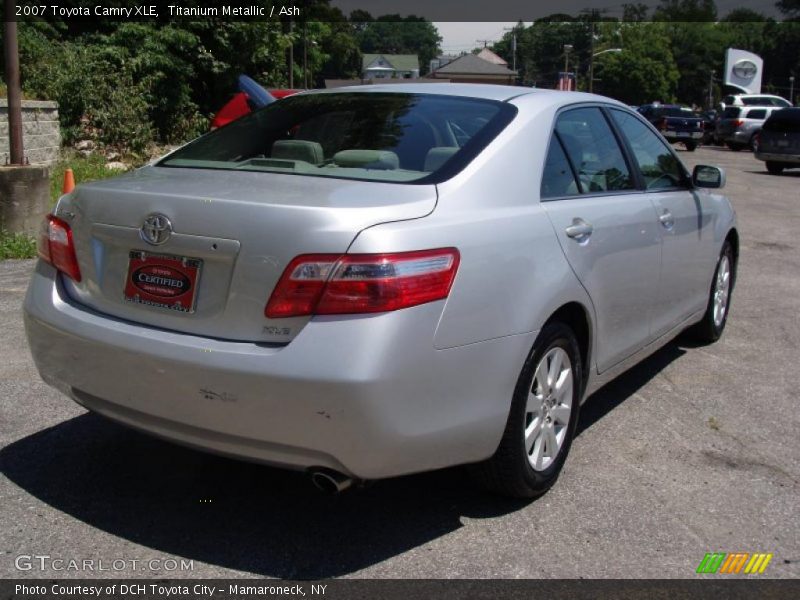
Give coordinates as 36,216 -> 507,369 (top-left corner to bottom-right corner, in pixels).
1,146 -> 798,579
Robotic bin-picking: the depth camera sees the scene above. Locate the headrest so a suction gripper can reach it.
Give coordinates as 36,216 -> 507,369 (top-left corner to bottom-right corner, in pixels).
271,140 -> 324,165
424,147 -> 459,172
333,150 -> 399,170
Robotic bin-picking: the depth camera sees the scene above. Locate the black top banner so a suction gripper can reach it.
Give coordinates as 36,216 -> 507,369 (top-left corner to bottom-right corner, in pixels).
6,0 -> 788,22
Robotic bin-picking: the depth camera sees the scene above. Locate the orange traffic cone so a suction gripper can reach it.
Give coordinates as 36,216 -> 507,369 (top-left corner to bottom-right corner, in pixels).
62,168 -> 75,194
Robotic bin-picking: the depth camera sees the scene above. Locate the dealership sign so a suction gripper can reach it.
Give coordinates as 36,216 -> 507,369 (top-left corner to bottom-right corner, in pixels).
724,48 -> 763,94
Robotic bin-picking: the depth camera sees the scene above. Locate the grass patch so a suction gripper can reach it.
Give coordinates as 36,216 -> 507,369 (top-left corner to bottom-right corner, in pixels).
50,152 -> 127,204
0,230 -> 38,260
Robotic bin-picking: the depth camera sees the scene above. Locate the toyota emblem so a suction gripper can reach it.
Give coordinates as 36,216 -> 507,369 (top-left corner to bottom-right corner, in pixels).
140,213 -> 173,245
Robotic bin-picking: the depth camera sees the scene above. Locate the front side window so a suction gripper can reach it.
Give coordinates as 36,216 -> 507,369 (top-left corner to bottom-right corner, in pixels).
160,93 -> 516,184
555,107 -> 634,193
610,109 -> 687,190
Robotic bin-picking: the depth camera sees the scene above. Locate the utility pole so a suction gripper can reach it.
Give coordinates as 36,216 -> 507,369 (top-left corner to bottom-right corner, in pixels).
563,44 -> 573,91
708,70 -> 714,110
588,22 -> 596,93
288,18 -> 294,89
4,1 -> 24,165
790,76 -> 795,106
502,27 -> 517,74
302,20 -> 308,89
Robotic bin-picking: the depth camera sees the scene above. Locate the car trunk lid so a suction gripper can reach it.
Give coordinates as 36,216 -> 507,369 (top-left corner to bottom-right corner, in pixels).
55,166 -> 437,343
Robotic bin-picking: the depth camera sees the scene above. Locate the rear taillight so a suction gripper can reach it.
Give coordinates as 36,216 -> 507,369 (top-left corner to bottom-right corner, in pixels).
733,119 -> 744,128
656,118 -> 667,131
38,214 -> 81,282
265,248 -> 460,318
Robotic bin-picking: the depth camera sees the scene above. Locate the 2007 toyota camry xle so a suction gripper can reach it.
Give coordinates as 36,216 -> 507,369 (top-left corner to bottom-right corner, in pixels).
24,84 -> 737,497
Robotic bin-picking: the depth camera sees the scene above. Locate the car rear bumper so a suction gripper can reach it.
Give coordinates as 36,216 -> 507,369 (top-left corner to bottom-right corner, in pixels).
663,131 -> 703,142
755,151 -> 800,164
23,262 -> 533,479
720,130 -> 752,143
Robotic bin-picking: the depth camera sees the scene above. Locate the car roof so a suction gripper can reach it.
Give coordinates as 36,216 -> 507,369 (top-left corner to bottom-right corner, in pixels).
303,83 -> 628,111
306,83 -> 527,102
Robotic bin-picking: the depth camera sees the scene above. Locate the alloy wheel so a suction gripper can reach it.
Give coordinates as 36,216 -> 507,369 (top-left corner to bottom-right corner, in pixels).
525,347 -> 573,471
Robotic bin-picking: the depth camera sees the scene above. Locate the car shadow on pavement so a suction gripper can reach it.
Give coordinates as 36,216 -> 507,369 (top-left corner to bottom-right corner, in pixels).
1,342 -> 687,579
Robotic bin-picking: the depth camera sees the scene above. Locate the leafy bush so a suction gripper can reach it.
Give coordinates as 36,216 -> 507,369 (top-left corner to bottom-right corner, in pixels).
0,231 -> 37,260
17,21 -> 293,156
50,152 -> 128,204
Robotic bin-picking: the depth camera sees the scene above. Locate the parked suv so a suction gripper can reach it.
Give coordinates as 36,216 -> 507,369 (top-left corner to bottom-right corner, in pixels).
716,105 -> 782,151
755,108 -> 800,175
719,94 -> 791,111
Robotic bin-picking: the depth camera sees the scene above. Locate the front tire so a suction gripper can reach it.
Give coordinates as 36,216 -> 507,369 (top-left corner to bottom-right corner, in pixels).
472,322 -> 582,498
685,141 -> 697,152
688,240 -> 735,344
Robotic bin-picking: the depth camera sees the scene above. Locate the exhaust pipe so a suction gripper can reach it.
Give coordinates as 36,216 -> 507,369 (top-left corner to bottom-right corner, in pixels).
309,468 -> 354,494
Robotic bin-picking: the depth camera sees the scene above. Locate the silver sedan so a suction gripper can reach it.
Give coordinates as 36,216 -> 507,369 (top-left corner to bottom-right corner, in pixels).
24,84 -> 737,497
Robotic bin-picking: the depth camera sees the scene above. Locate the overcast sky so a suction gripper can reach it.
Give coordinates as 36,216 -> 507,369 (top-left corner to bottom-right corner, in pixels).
435,23 -> 520,54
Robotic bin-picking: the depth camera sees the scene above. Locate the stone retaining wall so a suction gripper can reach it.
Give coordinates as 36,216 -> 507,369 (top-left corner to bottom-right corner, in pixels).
0,99 -> 60,166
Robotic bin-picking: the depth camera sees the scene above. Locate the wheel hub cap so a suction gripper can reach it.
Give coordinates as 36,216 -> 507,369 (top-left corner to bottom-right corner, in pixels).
525,347 -> 573,472
713,255 -> 731,328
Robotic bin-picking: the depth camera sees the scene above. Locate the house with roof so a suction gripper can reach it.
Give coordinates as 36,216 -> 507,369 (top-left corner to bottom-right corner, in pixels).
362,54 -> 420,80
476,48 -> 509,67
426,53 -> 517,85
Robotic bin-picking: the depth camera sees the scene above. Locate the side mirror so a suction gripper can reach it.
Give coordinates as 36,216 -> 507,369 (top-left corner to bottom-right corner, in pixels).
692,165 -> 726,189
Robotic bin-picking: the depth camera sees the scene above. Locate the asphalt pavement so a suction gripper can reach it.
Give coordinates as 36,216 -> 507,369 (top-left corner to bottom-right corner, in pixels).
1,146 -> 798,579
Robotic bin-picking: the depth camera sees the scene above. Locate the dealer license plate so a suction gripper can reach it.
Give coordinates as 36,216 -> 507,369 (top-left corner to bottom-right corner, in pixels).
124,251 -> 202,313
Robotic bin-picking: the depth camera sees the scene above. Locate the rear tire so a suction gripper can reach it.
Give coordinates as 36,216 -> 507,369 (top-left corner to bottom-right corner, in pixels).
687,241 -> 735,344
685,141 -> 697,152
471,322 -> 582,498
766,161 -> 785,175
726,142 -> 743,152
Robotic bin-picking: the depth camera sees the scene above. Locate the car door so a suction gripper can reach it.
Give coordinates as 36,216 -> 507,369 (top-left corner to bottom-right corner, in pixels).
609,108 -> 712,337
541,106 -> 662,373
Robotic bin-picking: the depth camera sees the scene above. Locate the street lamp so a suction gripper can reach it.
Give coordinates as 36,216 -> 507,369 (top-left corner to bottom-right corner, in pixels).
563,44 -> 573,91
589,48 -> 621,93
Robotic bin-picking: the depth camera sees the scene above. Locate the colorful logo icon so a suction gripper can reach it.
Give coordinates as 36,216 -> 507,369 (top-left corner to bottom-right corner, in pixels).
696,552 -> 773,574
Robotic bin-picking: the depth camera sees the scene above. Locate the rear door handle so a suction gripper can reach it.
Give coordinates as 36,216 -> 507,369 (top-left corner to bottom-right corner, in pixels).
659,209 -> 675,229
565,218 -> 593,241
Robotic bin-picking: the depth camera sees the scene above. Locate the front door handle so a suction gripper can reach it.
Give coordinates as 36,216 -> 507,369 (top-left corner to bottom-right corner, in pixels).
659,209 -> 675,229
565,218 -> 593,241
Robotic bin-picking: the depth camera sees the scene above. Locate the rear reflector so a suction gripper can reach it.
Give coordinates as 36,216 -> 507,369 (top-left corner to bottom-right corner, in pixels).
38,214 -> 81,282
265,248 -> 460,318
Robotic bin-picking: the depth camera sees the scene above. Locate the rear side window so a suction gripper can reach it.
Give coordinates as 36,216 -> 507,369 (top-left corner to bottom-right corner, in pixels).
746,109 -> 767,120
722,107 -> 742,118
160,92 -> 517,184
611,110 -> 687,191
555,107 -> 634,193
763,109 -> 800,133
541,137 -> 579,198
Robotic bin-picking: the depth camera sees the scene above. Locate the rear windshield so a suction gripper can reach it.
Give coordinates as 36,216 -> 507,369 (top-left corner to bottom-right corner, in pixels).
763,109 -> 800,133
655,107 -> 694,118
159,92 -> 517,184
722,107 -> 742,118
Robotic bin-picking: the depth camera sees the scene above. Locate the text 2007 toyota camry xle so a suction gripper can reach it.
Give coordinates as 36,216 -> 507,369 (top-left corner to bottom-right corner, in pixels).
24,84 -> 737,497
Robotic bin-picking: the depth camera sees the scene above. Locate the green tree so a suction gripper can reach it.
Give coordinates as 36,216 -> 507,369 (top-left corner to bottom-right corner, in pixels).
352,14 -> 442,75
591,23 -> 680,104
